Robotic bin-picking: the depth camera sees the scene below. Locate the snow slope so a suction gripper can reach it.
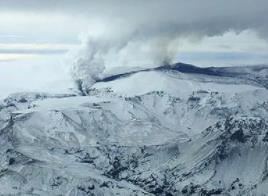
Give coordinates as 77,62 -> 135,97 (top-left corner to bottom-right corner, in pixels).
0,63 -> 268,195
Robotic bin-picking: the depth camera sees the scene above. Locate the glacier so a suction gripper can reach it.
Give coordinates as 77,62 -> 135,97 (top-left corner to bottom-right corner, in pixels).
0,63 -> 268,195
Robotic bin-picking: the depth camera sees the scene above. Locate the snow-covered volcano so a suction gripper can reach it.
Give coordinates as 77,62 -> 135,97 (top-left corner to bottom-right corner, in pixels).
0,63 -> 268,195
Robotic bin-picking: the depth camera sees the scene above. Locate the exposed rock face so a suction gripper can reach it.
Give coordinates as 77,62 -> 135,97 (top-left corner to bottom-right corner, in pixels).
0,64 -> 268,195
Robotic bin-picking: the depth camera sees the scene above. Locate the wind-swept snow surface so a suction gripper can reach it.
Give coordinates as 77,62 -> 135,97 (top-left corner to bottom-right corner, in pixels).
0,63 -> 268,195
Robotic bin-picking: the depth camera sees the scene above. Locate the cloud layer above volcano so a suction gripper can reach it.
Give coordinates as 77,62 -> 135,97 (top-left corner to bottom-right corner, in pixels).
1,0 -> 268,38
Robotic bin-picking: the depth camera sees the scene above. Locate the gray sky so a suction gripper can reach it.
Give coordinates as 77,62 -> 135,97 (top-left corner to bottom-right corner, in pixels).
1,0 -> 268,98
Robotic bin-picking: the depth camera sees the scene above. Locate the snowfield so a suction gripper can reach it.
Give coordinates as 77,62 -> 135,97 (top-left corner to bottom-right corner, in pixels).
0,63 -> 268,195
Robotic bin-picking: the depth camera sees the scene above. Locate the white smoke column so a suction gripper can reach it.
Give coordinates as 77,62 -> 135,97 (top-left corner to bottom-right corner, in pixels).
70,37 -> 107,93
113,36 -> 180,68
70,28 -> 127,93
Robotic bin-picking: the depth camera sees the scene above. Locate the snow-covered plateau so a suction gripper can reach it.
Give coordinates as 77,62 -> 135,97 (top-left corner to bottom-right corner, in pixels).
1,63 -> 268,195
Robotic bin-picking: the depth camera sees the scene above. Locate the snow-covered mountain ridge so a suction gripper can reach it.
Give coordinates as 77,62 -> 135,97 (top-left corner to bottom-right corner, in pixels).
0,63 -> 268,195
98,63 -> 268,89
